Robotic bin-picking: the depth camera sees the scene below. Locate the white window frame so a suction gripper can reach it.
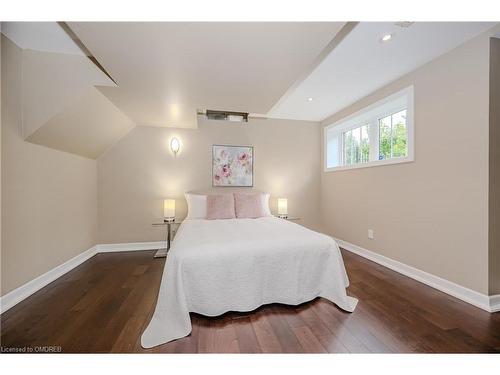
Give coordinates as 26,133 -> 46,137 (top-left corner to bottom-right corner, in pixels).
324,85 -> 414,172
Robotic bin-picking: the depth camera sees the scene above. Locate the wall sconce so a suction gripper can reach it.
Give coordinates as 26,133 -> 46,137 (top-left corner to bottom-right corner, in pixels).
277,198 -> 288,219
170,137 -> 180,156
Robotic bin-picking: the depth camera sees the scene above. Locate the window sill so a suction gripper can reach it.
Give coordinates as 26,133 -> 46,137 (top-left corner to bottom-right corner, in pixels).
324,156 -> 414,173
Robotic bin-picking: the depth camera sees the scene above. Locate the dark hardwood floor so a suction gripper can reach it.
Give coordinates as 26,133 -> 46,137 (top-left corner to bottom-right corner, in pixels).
1,249 -> 499,353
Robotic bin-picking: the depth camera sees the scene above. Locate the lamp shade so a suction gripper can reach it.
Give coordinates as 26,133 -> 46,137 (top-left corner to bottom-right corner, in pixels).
277,198 -> 288,216
163,199 -> 176,219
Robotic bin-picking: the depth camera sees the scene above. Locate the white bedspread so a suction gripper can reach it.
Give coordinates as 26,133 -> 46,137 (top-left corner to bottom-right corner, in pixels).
141,217 -> 358,348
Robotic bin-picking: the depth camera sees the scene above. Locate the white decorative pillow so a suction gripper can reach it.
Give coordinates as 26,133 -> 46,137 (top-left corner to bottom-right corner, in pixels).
261,193 -> 272,216
185,193 -> 207,219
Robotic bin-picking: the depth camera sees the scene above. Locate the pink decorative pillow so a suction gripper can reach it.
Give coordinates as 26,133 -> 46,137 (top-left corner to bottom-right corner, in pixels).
206,194 -> 236,220
234,193 -> 265,219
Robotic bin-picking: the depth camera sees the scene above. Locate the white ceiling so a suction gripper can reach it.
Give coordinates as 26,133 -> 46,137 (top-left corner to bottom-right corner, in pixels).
1,22 -> 85,56
68,22 -> 346,128
2,21 -> 497,136
269,22 -> 497,122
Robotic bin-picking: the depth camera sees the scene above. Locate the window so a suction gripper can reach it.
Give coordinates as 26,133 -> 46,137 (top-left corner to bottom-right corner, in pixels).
342,124 -> 370,165
325,86 -> 413,171
378,110 -> 408,160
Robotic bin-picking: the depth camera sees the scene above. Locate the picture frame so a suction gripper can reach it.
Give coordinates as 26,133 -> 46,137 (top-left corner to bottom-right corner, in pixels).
212,145 -> 254,187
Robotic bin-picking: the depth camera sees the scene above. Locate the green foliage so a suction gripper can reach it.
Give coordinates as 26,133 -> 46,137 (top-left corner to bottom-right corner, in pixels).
379,110 -> 407,160
342,110 -> 407,166
392,121 -> 407,157
343,125 -> 370,165
379,118 -> 391,160
360,136 -> 369,163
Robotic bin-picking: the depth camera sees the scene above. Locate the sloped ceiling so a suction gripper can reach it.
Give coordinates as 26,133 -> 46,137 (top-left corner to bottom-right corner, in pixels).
21,49 -> 116,138
67,22 -> 346,128
26,87 -> 135,159
269,22 -> 498,121
1,22 -> 136,160
1,22 -> 87,56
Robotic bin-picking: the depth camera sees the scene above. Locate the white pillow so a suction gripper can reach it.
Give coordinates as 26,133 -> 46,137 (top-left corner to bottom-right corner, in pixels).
185,193 -> 207,219
260,193 -> 272,216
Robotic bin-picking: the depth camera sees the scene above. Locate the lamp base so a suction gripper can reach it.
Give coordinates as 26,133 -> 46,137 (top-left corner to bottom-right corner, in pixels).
278,215 -> 288,219
163,217 -> 175,223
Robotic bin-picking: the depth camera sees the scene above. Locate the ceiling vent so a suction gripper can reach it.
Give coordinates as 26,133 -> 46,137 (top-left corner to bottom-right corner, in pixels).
202,110 -> 249,123
394,21 -> 415,28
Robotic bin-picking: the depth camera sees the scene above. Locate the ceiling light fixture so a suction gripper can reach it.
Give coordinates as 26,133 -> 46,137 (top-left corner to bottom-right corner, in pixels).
381,34 -> 393,42
307,97 -> 313,102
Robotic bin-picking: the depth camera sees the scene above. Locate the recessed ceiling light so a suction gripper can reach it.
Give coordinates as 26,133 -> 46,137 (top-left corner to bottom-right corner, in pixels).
307,97 -> 313,102
381,34 -> 393,42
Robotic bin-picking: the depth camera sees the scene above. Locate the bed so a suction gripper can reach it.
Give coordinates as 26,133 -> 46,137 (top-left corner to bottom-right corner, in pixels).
141,216 -> 358,348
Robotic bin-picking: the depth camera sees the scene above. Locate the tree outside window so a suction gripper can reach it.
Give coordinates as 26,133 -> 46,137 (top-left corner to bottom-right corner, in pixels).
379,110 -> 407,160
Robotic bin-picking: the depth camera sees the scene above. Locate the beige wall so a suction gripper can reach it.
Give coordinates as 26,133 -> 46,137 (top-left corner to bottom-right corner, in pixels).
97,118 -> 321,244
489,37 -> 500,295
1,35 -> 98,295
320,29 -> 495,294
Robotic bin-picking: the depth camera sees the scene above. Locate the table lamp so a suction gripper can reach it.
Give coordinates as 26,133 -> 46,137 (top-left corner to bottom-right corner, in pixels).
163,199 -> 176,222
277,198 -> 288,219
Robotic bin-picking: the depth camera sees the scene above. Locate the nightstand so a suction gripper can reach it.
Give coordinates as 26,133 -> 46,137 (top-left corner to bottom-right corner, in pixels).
152,219 -> 183,258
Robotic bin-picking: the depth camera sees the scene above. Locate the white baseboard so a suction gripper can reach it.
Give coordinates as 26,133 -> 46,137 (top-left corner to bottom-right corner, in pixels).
98,241 -> 166,253
0,241 -> 164,314
489,294 -> 500,313
0,245 -> 98,314
335,237 -> 500,313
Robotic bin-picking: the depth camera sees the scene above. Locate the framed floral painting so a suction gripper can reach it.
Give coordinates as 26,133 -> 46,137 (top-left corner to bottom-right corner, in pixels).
212,145 -> 253,187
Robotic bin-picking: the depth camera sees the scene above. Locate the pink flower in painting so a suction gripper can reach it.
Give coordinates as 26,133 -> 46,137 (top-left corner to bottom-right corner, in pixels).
219,149 -> 228,160
238,152 -> 250,164
214,174 -> 221,182
221,164 -> 231,177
